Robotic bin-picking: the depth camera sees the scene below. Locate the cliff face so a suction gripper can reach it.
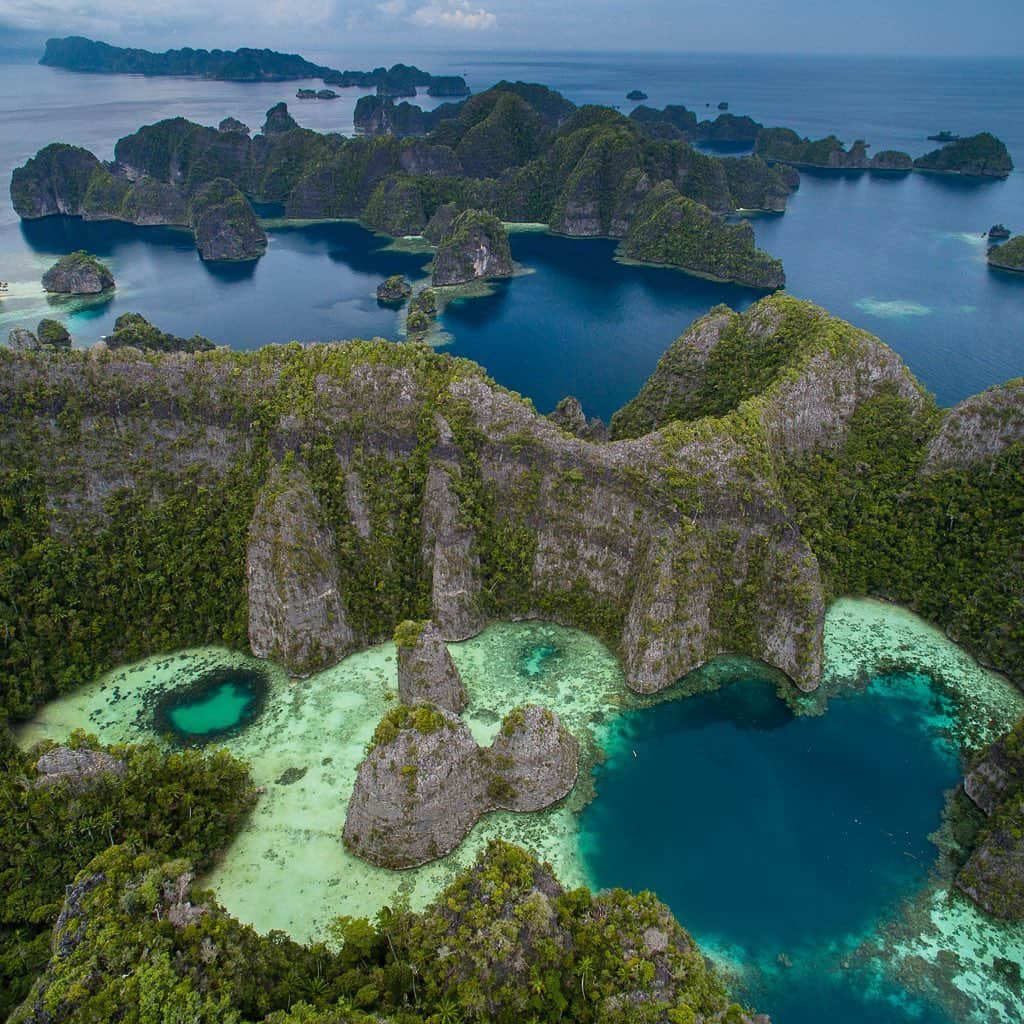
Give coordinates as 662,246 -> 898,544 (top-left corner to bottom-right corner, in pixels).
923,380 -> 1024,473
395,619 -> 468,712
1,296 -> 1021,714
958,721 -> 1024,919
246,465 -> 354,677
188,178 -> 267,260
343,703 -> 578,868
431,209 -> 514,286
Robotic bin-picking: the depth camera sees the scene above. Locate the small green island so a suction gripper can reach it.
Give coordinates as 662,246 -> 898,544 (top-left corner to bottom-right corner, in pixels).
988,235 -> 1024,273
41,250 -> 114,294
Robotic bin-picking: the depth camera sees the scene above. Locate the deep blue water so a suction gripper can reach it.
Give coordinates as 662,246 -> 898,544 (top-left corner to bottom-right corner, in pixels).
580,676 -> 962,1024
0,52 -> 1021,418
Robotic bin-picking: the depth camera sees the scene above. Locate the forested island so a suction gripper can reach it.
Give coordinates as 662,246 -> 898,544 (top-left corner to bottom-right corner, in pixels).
12,84 -> 794,286
988,235 -> 1024,272
40,35 -> 470,96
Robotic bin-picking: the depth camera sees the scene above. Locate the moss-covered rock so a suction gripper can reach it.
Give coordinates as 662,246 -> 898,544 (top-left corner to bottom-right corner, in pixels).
432,209 -> 513,285
41,250 -> 114,294
395,619 -> 467,712
620,181 -> 785,288
106,312 -> 214,353
35,318 -> 71,349
914,132 -> 1013,177
376,274 -> 413,301
188,177 -> 267,261
958,720 -> 1024,919
10,142 -> 102,218
261,101 -> 299,135
344,701 -> 577,867
988,235 -> 1024,272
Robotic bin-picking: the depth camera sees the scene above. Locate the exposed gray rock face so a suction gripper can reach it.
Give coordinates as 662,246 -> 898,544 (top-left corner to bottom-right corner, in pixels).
188,178 -> 267,261
344,706 -> 481,867
549,395 -> 609,441
395,619 -> 468,712
42,251 -> 115,294
488,705 -> 579,811
957,722 -> 1024,919
246,466 -> 354,676
8,327 -> 40,351
924,380 -> 1024,473
35,746 -> 126,789
432,209 -> 514,286
420,459 -> 486,640
344,703 -> 578,868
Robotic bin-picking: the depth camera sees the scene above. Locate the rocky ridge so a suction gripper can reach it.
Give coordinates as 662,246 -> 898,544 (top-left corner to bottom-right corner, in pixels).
0,295 -> 1021,713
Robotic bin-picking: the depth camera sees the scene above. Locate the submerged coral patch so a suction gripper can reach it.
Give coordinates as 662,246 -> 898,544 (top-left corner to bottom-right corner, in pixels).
151,666 -> 269,743
519,642 -> 561,677
855,297 -> 933,318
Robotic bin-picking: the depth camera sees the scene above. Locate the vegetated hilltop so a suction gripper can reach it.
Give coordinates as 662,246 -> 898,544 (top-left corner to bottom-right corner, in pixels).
988,235 -> 1024,272
755,127 -> 1012,177
40,34 -> 470,95
11,84 -> 794,286
2,295 -> 1021,729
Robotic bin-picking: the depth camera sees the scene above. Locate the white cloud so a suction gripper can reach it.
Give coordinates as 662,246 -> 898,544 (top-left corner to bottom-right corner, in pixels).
377,0 -> 408,16
0,0 -> 336,35
410,0 -> 496,31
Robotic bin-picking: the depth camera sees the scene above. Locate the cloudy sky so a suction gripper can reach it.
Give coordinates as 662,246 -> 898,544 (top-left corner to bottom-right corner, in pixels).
0,0 -> 1020,57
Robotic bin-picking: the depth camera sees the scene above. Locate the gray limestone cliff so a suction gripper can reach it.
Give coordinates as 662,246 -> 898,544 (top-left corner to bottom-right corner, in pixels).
2,294 -> 1019,703
343,703 -> 578,868
188,178 -> 267,261
432,209 -> 514,286
394,619 -> 467,712
957,721 -> 1024,920
247,465 -> 354,676
923,379 -> 1024,473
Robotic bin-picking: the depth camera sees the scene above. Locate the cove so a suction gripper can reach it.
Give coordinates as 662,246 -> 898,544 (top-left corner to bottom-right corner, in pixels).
15,600 -> 1024,1022
580,675 -> 960,1024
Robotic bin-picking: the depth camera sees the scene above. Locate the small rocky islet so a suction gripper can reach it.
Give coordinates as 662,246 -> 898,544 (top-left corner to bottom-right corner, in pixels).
41,250 -> 114,293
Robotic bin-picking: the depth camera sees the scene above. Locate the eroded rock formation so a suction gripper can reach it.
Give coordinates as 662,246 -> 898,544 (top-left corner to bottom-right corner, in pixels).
394,619 -> 468,712
343,703 -> 578,868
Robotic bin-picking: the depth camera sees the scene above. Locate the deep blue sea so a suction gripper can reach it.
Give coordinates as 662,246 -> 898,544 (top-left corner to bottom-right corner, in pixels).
0,50 -> 1021,418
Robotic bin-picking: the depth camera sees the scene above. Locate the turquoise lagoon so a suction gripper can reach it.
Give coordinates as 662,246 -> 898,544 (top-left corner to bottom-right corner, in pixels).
17,599 -> 1024,1024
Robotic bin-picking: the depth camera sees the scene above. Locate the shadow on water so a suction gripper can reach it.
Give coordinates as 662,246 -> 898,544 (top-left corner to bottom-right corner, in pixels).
20,215 -> 194,256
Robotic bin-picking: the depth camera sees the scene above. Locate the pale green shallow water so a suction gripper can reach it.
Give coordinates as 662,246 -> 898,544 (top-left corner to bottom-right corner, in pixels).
16,598 -> 1024,1019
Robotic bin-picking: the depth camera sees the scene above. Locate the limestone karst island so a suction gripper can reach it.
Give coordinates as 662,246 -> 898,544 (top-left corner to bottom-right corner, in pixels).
1,16 -> 1023,1024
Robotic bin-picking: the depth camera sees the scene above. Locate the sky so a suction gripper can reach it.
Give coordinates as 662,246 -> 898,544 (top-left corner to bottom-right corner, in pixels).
0,0 -> 1021,58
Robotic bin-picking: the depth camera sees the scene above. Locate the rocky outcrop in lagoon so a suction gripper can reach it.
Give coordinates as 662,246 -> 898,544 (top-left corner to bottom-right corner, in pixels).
343,702 -> 578,868
188,178 -> 267,260
376,274 -> 413,301
394,619 -> 468,712
41,250 -> 114,294
958,720 -> 1024,919
431,209 -> 514,286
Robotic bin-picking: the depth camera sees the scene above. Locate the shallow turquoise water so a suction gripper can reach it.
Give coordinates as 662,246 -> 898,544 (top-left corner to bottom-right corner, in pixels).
580,674 -> 963,1024
165,680 -> 256,738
